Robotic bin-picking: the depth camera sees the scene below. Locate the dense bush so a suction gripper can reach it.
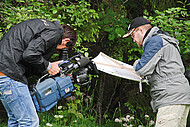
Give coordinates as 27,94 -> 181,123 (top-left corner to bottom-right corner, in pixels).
0,0 -> 190,126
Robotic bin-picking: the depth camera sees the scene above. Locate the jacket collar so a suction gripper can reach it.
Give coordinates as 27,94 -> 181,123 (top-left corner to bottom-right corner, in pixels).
142,26 -> 179,48
143,28 -> 151,41
142,26 -> 160,47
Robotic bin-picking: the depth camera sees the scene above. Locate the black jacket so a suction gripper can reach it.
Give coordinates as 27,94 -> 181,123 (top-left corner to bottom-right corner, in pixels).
0,19 -> 63,84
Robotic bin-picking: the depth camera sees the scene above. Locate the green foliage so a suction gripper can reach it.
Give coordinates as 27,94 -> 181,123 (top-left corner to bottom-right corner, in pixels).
147,3 -> 190,65
122,102 -> 155,126
103,101 -> 155,127
149,0 -> 176,11
97,0 -> 142,62
0,0 -> 100,45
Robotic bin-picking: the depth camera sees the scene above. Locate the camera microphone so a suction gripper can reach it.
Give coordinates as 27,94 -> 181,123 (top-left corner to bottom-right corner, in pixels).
73,57 -> 91,69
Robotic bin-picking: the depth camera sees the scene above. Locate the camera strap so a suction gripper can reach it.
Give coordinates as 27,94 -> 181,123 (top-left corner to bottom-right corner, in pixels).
34,91 -> 43,112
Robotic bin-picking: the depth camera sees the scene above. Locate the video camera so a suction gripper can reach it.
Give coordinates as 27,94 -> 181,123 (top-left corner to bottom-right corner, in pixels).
58,49 -> 99,85
31,49 -> 99,112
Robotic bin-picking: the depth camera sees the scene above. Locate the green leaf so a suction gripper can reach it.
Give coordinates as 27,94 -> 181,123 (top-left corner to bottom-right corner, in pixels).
105,26 -> 114,32
53,9 -> 57,14
108,33 -> 116,40
7,24 -> 12,29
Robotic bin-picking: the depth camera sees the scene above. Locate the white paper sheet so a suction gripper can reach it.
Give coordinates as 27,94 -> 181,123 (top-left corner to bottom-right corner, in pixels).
92,52 -> 142,82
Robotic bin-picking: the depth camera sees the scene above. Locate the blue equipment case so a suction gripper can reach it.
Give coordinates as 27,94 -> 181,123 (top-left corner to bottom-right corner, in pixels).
31,76 -> 74,112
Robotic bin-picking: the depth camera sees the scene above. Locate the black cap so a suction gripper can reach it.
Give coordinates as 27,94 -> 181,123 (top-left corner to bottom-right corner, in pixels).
123,17 -> 150,38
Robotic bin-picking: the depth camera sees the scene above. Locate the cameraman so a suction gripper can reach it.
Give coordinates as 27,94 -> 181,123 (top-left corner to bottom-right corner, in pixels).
0,19 -> 78,127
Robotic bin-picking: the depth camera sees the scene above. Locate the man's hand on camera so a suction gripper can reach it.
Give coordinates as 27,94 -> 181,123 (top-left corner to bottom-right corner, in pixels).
48,60 -> 64,76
